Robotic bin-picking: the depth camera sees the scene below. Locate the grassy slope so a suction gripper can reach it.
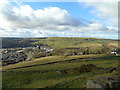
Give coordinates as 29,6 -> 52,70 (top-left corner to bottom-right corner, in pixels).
2,37 -> 119,49
2,37 -> 119,88
32,37 -> 119,49
2,55 -> 119,88
2,54 -> 105,71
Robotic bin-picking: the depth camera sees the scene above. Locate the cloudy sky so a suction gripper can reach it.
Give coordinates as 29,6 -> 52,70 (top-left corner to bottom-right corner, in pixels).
0,0 -> 118,39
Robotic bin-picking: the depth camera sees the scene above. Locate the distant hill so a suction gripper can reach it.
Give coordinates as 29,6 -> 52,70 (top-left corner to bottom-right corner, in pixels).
2,37 -> 47,48
32,37 -> 119,49
2,37 -> 119,50
2,37 -> 120,88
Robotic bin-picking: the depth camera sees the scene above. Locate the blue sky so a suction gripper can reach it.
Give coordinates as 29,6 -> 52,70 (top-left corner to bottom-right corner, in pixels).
23,2 -> 92,18
0,0 -> 118,39
19,2 -> 104,23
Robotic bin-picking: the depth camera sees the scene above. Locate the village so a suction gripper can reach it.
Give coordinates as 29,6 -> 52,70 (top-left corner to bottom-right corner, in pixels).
1,47 -> 119,66
1,46 -> 54,66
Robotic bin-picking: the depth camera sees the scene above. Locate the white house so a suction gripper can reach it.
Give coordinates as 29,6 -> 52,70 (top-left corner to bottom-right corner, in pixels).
111,51 -> 119,56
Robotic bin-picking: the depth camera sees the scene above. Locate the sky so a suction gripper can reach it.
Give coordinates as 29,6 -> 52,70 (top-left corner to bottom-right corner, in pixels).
0,0 -> 119,39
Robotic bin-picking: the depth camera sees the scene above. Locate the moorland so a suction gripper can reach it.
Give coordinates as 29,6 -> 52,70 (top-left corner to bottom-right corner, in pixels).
1,37 -> 120,88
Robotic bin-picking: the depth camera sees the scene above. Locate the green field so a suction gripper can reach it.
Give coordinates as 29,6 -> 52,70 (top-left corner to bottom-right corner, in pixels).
2,54 -> 119,88
2,37 -> 119,88
32,37 -> 119,49
3,37 -> 119,49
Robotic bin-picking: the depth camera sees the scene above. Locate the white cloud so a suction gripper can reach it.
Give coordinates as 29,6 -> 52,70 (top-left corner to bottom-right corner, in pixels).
107,26 -> 118,31
83,0 -> 119,2
88,23 -> 107,30
0,0 -> 118,39
0,0 -> 80,29
83,0 -> 118,27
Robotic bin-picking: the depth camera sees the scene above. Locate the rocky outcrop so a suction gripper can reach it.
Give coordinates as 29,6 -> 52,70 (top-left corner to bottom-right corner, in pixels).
86,74 -> 120,89
86,80 -> 103,88
56,64 -> 101,74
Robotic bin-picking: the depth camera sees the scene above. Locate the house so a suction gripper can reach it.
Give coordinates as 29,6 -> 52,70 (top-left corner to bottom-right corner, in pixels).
111,51 -> 119,56
111,51 -> 117,54
77,52 -> 83,55
36,46 -> 40,49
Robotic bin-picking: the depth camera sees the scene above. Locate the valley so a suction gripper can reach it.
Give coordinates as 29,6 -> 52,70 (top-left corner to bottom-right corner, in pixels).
1,37 -> 120,88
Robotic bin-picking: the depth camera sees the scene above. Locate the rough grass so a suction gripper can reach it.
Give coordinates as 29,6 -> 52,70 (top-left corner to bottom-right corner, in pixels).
32,37 -> 118,49
2,37 -> 119,88
2,55 -> 119,88
2,54 -> 104,71
3,72 -> 78,88
5,56 -> 118,72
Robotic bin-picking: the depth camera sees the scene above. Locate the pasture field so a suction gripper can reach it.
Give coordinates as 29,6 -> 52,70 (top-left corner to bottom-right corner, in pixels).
32,37 -> 119,49
2,37 -> 119,88
2,54 -> 119,88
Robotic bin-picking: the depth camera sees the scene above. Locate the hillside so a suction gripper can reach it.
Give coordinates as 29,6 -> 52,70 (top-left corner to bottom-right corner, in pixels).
2,55 -> 120,88
2,37 -> 47,48
2,37 -> 120,89
32,37 -> 119,49
2,37 -> 119,49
